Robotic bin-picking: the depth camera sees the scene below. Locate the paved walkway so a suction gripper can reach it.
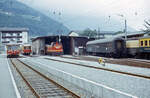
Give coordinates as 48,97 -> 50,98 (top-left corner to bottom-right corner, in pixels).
0,54 -> 17,98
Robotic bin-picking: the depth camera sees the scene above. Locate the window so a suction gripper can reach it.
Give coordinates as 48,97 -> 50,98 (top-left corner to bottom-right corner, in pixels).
10,38 -> 14,41
145,40 -> 147,46
2,33 -> 6,37
3,38 -> 6,41
141,41 -> 143,46
10,33 -> 13,36
17,33 -> 20,36
149,40 -> 150,46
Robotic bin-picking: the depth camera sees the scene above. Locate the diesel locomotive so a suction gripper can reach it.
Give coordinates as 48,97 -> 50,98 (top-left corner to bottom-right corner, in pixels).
45,42 -> 63,56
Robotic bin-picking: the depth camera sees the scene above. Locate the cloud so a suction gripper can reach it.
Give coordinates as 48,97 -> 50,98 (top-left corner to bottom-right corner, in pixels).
18,0 -> 149,31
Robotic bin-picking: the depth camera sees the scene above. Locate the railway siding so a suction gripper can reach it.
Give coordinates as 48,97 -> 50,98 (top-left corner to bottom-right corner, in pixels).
19,58 -> 95,98
61,55 -> 150,68
21,57 -> 138,98
9,58 -> 79,98
8,58 -> 36,98
43,56 -> 150,80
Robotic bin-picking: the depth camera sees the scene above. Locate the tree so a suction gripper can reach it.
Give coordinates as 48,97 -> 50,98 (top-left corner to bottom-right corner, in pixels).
143,19 -> 150,33
115,31 -> 124,35
79,28 -> 97,38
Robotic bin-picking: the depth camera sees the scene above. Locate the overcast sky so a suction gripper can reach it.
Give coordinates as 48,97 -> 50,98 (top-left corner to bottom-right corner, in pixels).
19,0 -> 150,31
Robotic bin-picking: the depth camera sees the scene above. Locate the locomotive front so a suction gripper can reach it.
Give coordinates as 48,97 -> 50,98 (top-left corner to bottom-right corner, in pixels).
6,44 -> 20,58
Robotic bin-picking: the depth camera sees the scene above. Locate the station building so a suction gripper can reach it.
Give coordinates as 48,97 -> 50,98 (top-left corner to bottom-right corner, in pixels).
0,27 -> 29,51
115,31 -> 146,39
32,35 -> 94,55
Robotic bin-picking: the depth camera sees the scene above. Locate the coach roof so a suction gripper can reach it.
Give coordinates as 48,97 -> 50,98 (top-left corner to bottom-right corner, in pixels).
87,37 -> 123,45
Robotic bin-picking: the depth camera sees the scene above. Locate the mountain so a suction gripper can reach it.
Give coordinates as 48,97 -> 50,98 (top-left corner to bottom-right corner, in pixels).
0,0 -> 69,36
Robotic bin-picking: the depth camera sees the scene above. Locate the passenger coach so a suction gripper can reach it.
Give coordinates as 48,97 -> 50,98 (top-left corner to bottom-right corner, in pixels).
86,37 -> 126,58
21,44 -> 32,55
139,36 -> 150,59
6,44 -> 20,58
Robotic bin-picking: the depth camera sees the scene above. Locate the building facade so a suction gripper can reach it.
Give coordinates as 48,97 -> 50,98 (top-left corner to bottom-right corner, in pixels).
32,35 -> 94,55
0,28 -> 29,51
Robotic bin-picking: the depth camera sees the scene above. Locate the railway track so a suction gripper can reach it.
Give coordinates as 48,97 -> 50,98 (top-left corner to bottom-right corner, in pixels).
45,58 -> 150,80
9,58 -> 79,98
126,58 -> 150,64
60,56 -> 150,69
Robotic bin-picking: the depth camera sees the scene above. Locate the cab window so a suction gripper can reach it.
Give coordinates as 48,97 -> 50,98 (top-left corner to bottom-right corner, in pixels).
141,41 -> 143,46
149,40 -> 150,46
145,40 -> 147,46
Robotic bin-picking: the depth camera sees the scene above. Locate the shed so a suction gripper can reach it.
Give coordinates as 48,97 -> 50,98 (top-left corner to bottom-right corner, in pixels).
32,35 -> 94,55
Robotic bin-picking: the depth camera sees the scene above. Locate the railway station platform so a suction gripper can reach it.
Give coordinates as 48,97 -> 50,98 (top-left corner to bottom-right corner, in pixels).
0,54 -> 18,98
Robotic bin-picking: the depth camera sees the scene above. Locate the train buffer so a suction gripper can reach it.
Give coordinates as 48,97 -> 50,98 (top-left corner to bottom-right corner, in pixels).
98,57 -> 106,66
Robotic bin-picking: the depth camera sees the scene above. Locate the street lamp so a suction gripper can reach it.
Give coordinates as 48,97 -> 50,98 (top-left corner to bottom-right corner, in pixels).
52,11 -> 63,42
117,14 -> 127,40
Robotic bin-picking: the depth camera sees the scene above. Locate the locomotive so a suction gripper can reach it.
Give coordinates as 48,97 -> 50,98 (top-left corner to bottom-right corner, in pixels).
45,42 -> 63,56
86,37 -> 126,58
6,44 -> 20,58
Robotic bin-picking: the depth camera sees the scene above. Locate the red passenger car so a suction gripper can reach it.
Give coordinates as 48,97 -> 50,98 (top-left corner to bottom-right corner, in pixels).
6,44 -> 20,58
21,44 -> 32,55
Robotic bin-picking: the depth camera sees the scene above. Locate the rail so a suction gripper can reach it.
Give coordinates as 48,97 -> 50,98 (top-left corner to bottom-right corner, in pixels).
9,58 -> 79,98
45,58 -> 150,80
25,58 -> 138,98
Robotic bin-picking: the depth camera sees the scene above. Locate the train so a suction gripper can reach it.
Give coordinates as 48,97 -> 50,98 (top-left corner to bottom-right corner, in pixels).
86,36 -> 150,59
86,37 -> 126,58
21,44 -> 32,55
126,36 -> 150,59
6,44 -> 20,58
45,42 -> 63,56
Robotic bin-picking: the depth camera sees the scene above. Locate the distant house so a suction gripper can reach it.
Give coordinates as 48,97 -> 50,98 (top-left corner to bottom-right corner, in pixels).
115,31 -> 146,39
68,30 -> 148,39
69,30 -> 116,38
0,27 -> 29,50
68,31 -> 79,37
98,31 -> 147,39
97,31 -> 116,38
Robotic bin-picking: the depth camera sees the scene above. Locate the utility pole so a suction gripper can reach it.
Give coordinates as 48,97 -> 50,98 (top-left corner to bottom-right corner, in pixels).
124,19 -> 127,41
117,14 -> 127,40
97,27 -> 100,39
52,11 -> 62,42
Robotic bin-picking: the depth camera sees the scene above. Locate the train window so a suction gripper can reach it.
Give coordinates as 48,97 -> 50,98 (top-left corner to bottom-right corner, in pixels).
145,40 -> 147,46
141,41 -> 143,46
27,46 -> 31,49
149,40 -> 150,46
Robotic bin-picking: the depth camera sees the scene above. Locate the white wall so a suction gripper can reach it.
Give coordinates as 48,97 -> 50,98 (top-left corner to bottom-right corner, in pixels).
21,31 -> 28,44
